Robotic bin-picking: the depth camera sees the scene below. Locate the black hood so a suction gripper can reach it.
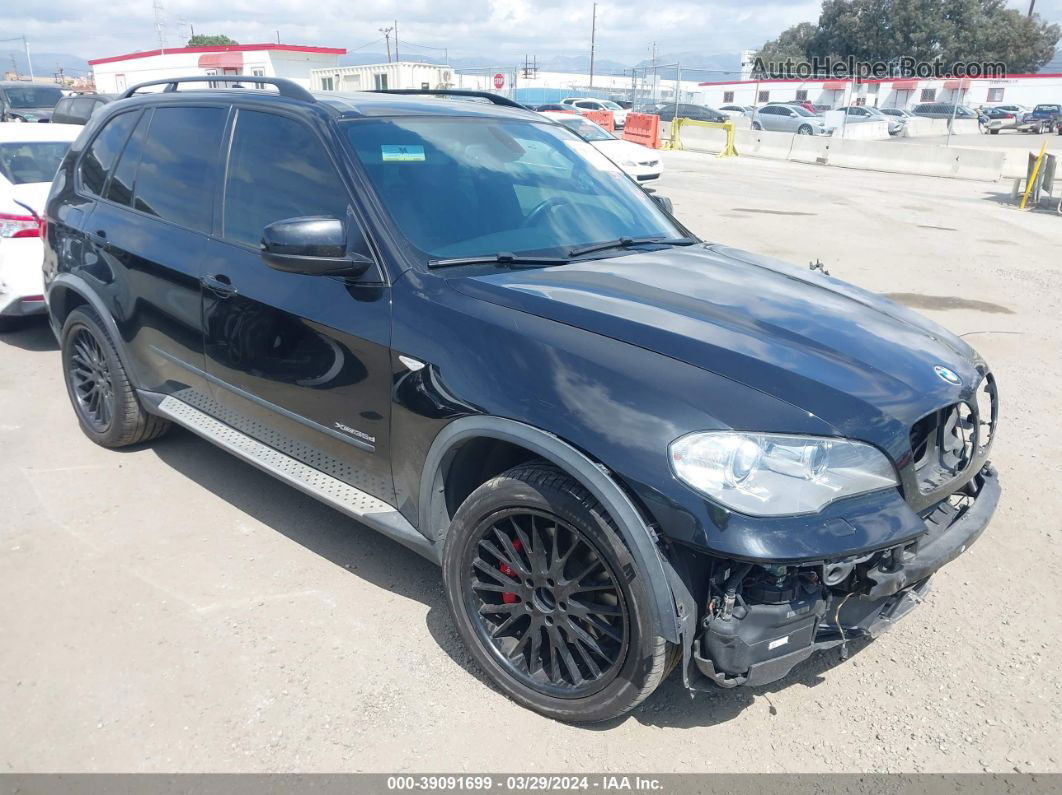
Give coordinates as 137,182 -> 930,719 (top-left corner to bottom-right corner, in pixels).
452,244 -> 987,458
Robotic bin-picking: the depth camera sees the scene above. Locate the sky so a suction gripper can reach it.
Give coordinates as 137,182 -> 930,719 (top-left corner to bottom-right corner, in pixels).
1,0 -> 1059,71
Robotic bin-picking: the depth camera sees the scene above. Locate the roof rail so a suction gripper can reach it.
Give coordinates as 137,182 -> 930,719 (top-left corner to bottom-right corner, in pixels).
120,75 -> 315,102
371,89 -> 527,110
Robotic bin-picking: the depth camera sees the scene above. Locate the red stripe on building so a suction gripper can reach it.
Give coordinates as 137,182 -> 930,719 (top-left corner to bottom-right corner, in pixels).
88,43 -> 346,66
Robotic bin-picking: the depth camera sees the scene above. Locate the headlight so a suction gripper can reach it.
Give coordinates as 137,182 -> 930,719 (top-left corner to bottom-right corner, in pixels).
668,432 -> 898,516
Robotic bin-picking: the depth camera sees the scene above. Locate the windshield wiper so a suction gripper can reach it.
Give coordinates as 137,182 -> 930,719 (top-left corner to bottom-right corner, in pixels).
567,236 -> 699,258
427,252 -> 571,269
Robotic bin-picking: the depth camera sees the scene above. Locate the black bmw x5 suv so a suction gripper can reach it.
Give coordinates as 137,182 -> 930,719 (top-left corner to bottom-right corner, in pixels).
43,76 -> 1000,723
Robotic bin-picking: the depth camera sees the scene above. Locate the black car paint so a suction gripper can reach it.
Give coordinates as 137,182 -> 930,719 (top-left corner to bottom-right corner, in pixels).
43,85 -> 999,686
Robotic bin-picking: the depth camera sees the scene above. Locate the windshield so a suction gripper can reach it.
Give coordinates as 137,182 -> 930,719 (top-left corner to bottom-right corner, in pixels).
601,101 -> 622,110
343,117 -> 681,262
1034,104 -> 1060,112
553,115 -> 613,142
0,141 -> 70,185
2,85 -> 63,109
792,106 -> 817,117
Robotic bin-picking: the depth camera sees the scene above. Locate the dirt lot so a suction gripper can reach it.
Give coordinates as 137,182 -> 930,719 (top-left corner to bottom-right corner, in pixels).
2,151 -> 1060,773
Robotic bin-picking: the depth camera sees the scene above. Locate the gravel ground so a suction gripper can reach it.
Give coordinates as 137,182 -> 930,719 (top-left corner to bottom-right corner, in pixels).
1,150 -> 1060,773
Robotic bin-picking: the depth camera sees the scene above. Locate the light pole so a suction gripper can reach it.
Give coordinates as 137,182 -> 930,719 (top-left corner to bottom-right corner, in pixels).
588,2 -> 597,89
379,27 -> 394,63
0,36 -> 33,80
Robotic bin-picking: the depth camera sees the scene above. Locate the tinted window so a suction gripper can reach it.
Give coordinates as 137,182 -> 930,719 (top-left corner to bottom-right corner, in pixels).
105,110 -> 150,207
223,110 -> 350,247
133,106 -> 226,232
2,85 -> 63,109
80,111 -> 139,196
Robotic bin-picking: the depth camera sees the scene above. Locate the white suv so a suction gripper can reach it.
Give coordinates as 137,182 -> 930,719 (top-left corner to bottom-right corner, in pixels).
559,97 -> 629,129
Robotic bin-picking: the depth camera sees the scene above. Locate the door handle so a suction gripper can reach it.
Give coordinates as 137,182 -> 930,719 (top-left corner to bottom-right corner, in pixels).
203,273 -> 237,298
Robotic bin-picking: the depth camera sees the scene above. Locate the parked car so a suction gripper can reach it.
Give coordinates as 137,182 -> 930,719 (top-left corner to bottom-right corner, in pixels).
992,104 -> 1029,116
610,99 -> 633,110
0,122 -> 80,329
559,97 -> 628,128
540,111 -> 662,181
767,99 -> 817,114
718,104 -> 754,119
878,107 -> 912,120
752,104 -> 832,135
910,103 -> 979,120
836,105 -> 904,135
44,77 -> 1001,723
979,107 -> 1020,134
1022,104 -> 1061,134
50,93 -> 115,125
0,81 -> 65,123
652,103 -> 727,123
533,103 -> 572,113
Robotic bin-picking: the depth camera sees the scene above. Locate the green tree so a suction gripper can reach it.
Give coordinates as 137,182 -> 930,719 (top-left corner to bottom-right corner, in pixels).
755,0 -> 1059,75
186,34 -> 239,47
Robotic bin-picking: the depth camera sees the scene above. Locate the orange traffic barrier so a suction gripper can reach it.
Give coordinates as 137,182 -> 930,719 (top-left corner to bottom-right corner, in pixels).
622,113 -> 660,148
582,109 -> 614,132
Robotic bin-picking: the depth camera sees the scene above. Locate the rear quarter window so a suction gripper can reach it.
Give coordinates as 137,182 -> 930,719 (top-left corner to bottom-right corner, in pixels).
80,110 -> 140,196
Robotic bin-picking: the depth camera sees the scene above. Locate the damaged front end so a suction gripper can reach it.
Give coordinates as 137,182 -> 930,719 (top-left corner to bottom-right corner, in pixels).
685,465 -> 1000,690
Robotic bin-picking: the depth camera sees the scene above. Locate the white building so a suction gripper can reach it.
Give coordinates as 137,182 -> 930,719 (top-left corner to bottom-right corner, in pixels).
89,43 -> 346,94
311,62 -> 454,92
693,72 -> 1062,110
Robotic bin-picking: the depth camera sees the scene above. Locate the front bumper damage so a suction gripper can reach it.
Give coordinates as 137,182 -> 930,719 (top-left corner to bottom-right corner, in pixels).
686,464 -> 1000,690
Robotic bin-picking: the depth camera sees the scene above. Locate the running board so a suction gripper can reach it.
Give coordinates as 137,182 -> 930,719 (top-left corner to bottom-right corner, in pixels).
153,394 -> 439,563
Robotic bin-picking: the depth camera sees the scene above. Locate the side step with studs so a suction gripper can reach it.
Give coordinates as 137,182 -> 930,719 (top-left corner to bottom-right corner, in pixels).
152,395 -> 439,563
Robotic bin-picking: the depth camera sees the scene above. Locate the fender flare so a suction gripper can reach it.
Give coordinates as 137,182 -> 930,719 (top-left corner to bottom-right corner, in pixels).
419,415 -> 693,644
47,273 -> 145,390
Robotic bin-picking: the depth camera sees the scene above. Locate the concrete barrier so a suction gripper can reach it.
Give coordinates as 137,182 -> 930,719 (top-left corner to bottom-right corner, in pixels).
788,134 -> 831,164
902,117 -> 983,137
827,138 -> 1004,180
832,120 -> 891,140
678,123 -> 731,154
735,129 -> 794,159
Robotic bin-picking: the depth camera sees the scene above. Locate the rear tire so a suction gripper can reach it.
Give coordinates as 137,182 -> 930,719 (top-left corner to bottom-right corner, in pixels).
442,462 -> 675,723
751,121 -> 762,130
797,124 -> 813,135
60,307 -> 170,448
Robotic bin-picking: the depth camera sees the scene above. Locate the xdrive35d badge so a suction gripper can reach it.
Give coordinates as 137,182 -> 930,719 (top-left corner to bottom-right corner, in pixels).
42,77 -> 1001,722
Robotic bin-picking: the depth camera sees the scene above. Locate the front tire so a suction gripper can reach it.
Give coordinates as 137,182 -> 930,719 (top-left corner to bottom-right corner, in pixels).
442,463 -> 674,723
797,124 -> 813,135
751,121 -> 762,130
60,307 -> 170,447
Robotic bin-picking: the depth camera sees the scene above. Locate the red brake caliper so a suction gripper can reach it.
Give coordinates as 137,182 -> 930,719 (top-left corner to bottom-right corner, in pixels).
499,539 -> 523,604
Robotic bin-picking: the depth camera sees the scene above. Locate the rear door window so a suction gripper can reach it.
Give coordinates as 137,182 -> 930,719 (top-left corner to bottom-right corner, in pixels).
222,109 -> 350,248
131,106 -> 226,233
104,110 -> 151,207
80,111 -> 140,196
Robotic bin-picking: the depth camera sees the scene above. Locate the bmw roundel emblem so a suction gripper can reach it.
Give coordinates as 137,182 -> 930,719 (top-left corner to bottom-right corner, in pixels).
934,365 -> 962,386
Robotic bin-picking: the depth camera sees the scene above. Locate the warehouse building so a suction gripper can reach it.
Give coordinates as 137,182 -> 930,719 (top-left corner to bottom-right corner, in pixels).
89,43 -> 346,94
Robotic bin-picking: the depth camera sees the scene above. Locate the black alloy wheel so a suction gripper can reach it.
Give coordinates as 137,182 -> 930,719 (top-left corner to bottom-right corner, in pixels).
465,507 -> 628,699
67,326 -> 115,433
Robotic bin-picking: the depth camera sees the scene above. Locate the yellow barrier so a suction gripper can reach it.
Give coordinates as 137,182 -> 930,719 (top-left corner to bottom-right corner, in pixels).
667,118 -> 738,157
1019,141 -> 1049,211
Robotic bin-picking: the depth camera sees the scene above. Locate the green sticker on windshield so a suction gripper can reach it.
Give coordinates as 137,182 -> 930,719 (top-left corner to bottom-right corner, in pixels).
382,144 -> 425,162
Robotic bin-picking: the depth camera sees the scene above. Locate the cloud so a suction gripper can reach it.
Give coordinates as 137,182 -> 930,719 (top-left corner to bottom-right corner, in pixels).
1,0 -> 1057,68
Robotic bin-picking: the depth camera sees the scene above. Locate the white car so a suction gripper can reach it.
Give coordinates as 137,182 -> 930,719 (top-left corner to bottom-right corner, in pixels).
718,104 -> 754,119
541,111 -> 662,181
559,98 -> 629,129
0,122 -> 80,330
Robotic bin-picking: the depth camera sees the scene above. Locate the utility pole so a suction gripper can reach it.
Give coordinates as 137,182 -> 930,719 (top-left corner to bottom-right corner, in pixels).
380,26 -> 394,63
394,20 -> 399,62
650,42 -> 657,106
1028,0 -> 1036,16
588,2 -> 597,88
153,0 -> 167,51
0,36 -> 33,80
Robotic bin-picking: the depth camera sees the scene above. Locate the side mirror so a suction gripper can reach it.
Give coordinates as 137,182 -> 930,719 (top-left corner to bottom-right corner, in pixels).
651,194 -> 673,214
260,216 -> 373,278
